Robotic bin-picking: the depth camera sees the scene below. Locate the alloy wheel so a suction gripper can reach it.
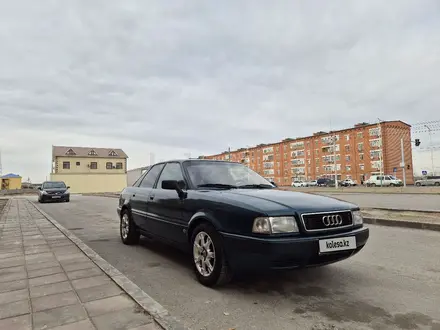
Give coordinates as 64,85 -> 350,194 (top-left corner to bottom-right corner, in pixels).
121,213 -> 129,239
193,231 -> 216,277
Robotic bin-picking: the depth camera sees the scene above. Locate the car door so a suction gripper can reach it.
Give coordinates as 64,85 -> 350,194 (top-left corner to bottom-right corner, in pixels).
131,164 -> 165,232
147,162 -> 188,245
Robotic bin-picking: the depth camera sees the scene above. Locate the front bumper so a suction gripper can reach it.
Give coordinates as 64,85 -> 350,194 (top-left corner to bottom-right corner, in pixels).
40,193 -> 69,202
221,227 -> 369,272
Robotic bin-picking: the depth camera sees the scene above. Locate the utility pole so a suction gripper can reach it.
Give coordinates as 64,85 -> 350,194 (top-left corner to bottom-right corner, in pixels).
228,147 -> 231,162
333,134 -> 338,188
400,138 -> 407,187
0,149 -> 2,177
424,125 -> 435,175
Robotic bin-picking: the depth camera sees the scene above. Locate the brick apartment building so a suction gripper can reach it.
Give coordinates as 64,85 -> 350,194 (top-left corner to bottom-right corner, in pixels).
204,120 -> 414,186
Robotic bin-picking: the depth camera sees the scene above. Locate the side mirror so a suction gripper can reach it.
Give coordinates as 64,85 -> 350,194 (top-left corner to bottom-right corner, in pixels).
162,180 -> 178,190
161,180 -> 187,199
66,186 -> 70,189
270,181 -> 277,187
37,187 -> 42,190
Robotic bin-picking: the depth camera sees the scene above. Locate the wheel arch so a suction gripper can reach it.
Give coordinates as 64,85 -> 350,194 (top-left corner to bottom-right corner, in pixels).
120,204 -> 132,217
187,211 -> 222,242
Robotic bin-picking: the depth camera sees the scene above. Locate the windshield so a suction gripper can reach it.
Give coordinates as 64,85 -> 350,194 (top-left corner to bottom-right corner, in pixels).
42,182 -> 66,189
183,161 -> 274,188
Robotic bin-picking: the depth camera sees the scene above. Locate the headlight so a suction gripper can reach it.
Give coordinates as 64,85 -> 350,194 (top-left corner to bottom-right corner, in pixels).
352,210 -> 363,226
64,189 -> 70,194
252,216 -> 299,234
41,190 -> 47,195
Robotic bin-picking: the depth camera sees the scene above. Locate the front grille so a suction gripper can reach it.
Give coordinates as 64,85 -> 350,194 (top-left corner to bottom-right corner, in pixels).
47,191 -> 62,195
301,211 -> 353,232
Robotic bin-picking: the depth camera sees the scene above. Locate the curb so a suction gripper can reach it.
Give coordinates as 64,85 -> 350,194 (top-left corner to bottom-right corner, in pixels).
28,199 -> 189,330
282,188 -> 440,195
364,217 -> 440,232
365,207 -> 440,214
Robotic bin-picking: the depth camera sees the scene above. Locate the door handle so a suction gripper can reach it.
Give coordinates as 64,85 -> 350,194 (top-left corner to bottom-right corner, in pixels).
132,194 -> 136,197
149,195 -> 155,200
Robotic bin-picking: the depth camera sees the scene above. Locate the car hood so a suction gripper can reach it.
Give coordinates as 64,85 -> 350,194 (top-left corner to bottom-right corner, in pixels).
214,189 -> 357,214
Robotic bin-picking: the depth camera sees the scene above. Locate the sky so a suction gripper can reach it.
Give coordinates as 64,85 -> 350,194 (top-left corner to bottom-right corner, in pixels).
1,0 -> 440,182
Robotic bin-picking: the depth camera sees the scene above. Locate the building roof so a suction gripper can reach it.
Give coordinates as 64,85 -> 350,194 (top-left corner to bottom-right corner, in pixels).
1,173 -> 22,179
52,146 -> 128,159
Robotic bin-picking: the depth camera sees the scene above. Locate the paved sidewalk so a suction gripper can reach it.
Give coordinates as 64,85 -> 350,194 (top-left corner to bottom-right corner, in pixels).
0,199 -> 159,330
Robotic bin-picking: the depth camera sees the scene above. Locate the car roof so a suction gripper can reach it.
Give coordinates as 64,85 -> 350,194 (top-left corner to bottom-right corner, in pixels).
42,181 -> 66,183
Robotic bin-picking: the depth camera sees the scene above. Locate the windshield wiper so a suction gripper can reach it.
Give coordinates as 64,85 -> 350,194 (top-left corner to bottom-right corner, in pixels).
237,184 -> 274,189
197,183 -> 237,189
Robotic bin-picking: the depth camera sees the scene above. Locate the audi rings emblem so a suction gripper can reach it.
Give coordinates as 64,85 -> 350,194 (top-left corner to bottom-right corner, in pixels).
322,214 -> 343,227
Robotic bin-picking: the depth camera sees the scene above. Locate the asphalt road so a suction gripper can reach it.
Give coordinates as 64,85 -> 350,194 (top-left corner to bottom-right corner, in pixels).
311,192 -> 440,212
34,195 -> 440,330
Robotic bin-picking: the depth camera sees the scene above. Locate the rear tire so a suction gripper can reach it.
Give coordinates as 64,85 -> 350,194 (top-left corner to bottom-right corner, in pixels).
435,182 -> 440,186
191,223 -> 233,287
120,209 -> 140,245
416,182 -> 421,187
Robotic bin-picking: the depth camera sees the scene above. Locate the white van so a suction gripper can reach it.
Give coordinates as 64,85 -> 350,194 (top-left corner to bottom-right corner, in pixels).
365,175 -> 403,187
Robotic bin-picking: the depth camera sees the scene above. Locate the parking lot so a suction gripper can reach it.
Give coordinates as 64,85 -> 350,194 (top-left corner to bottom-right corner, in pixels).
35,195 -> 440,330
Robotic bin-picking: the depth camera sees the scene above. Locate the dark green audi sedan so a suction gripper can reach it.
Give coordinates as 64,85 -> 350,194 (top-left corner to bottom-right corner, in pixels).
117,159 -> 369,287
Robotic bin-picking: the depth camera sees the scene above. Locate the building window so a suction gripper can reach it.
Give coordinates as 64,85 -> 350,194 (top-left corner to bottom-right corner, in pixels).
106,162 -> 113,169
369,127 -> 380,137
357,132 -> 363,139
108,150 -> 118,156
345,145 -> 350,152
90,162 -> 98,169
359,153 -> 364,160
345,134 -> 350,141
76,162 -> 80,166
116,162 -> 123,169
370,139 -> 381,148
357,143 -> 364,152
346,165 -> 351,171
360,164 -> 365,170
88,149 -> 98,156
62,162 -> 70,169
346,155 -> 350,161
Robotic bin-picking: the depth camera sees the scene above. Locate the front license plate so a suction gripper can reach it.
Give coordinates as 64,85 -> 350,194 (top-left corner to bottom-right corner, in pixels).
52,196 -> 61,199
319,237 -> 356,253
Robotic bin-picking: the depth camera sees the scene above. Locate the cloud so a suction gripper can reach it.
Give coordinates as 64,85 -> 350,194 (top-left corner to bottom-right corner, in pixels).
1,0 -> 440,181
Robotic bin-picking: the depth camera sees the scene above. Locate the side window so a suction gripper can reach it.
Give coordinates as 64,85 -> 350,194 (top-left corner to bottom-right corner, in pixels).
139,164 -> 165,188
157,163 -> 185,189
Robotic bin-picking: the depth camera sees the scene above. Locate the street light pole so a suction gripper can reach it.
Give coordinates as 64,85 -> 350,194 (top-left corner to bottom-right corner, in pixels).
424,125 -> 435,175
400,138 -> 406,187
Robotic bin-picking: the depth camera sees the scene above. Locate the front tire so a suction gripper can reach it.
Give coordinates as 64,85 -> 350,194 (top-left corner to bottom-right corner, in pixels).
191,223 -> 232,287
120,210 -> 140,245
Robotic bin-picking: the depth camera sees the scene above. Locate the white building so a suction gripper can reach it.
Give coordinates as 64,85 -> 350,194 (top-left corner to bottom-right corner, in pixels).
127,166 -> 150,186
